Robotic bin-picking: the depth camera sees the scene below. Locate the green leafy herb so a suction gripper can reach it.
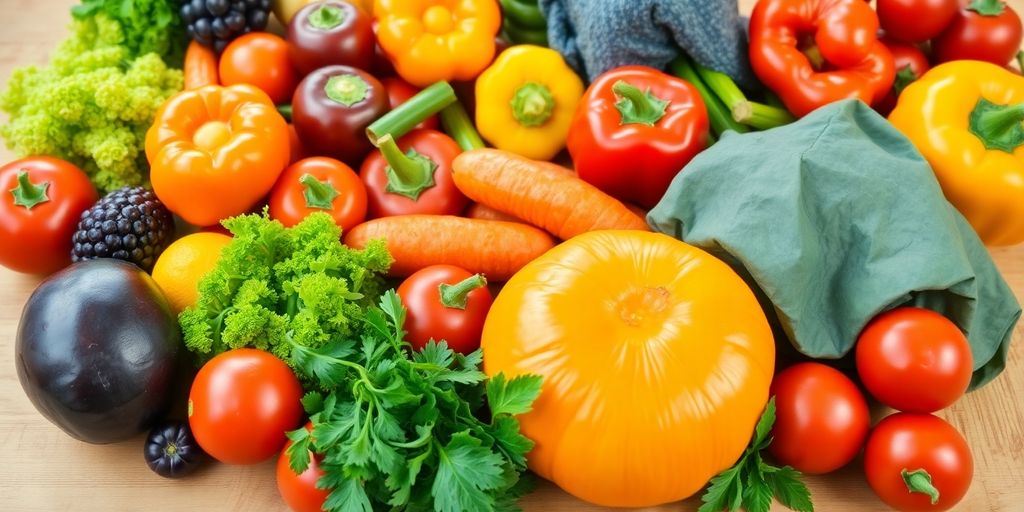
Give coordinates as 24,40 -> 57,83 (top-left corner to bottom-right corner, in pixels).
699,398 -> 814,512
70,0 -> 187,65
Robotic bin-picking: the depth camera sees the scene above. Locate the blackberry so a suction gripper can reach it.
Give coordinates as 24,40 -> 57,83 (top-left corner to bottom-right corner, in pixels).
71,187 -> 175,272
180,0 -> 271,53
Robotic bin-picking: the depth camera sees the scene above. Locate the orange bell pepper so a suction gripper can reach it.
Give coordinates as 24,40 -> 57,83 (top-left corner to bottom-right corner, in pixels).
374,0 -> 501,87
145,85 -> 290,227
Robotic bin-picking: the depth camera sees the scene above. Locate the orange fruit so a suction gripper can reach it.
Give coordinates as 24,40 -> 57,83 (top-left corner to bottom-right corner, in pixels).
152,232 -> 232,313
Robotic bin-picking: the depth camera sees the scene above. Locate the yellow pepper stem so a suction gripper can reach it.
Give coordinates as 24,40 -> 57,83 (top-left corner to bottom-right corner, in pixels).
510,82 -> 555,127
969,98 -> 1024,153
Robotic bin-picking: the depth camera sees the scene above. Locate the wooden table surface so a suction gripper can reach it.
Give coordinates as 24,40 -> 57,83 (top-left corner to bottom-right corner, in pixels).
1,0 -> 1022,510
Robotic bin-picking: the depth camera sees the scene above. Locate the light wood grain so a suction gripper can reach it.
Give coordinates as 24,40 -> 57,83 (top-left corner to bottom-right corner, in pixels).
1,0 -> 1022,510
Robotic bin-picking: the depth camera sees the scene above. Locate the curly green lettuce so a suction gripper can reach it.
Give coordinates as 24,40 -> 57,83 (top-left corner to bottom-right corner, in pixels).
179,212 -> 393,365
71,0 -> 187,66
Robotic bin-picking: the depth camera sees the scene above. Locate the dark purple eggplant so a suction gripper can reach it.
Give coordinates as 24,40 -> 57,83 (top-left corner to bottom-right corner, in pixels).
145,422 -> 203,478
16,259 -> 182,444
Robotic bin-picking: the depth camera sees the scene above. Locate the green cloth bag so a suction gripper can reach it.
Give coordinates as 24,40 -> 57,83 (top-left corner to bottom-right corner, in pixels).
648,100 -> 1020,390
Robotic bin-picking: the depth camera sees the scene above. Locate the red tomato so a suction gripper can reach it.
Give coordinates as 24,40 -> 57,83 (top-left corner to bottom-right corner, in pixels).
932,0 -> 1023,66
864,413 -> 973,511
877,0 -> 960,43
876,37 -> 931,115
397,264 -> 493,354
220,33 -> 299,104
856,307 -> 972,413
769,362 -> 871,474
188,349 -> 303,465
0,157 -> 98,274
360,129 -> 468,218
382,77 -> 440,131
276,423 -> 329,512
269,157 -> 367,230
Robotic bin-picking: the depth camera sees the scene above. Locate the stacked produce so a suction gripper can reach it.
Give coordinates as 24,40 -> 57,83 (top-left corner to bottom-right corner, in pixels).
1,0 -> 1022,512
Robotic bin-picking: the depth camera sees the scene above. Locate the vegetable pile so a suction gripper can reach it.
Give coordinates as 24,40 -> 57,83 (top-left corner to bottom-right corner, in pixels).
2,0 -> 1022,511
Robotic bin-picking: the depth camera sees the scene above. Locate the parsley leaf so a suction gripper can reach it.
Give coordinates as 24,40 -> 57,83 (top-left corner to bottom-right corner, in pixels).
432,432 -> 506,512
766,466 -> 814,512
301,391 -> 324,415
284,427 -> 312,474
487,373 -> 544,417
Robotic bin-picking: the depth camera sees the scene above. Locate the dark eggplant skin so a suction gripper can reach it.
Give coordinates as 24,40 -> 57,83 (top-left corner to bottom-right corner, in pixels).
15,259 -> 182,444
145,422 -> 203,478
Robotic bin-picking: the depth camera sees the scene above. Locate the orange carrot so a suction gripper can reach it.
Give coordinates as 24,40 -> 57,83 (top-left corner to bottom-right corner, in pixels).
465,202 -> 524,224
184,41 -> 219,90
343,215 -> 555,280
452,149 -> 649,240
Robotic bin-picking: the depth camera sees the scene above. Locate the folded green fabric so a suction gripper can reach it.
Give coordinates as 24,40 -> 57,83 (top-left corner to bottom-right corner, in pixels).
648,100 -> 1020,390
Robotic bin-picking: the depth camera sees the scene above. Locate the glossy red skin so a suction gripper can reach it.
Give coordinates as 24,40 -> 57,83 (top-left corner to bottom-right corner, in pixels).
397,265 -> 493,354
288,124 -> 306,165
292,65 -> 389,166
933,0 -> 1023,66
269,157 -> 367,230
856,307 -> 972,413
877,0 -> 959,43
864,413 -> 973,511
382,77 -> 439,130
188,349 -> 303,465
876,37 -> 930,115
568,66 -> 709,209
359,129 -> 468,218
220,33 -> 299,105
276,422 -> 329,512
0,157 -> 97,274
769,362 -> 871,474
287,1 -> 374,76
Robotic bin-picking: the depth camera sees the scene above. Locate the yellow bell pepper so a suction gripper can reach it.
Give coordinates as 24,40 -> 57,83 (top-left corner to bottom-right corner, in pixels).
475,45 -> 584,161
374,0 -> 501,87
889,61 -> 1024,246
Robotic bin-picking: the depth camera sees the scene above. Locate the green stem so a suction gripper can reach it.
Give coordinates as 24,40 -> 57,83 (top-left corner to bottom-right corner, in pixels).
500,0 -> 546,29
367,81 -> 457,142
1016,51 -> 1023,73
503,17 -> 548,46
325,74 -> 370,107
277,104 -> 292,121
732,101 -> 796,130
376,134 -> 437,200
299,173 -> 339,210
510,82 -> 555,127
969,98 -> 1024,153
968,0 -> 1006,16
695,62 -> 747,109
440,101 -> 486,151
668,57 -> 748,136
902,469 -> 940,505
438,274 -> 487,309
308,4 -> 346,30
612,80 -> 669,126
9,170 -> 50,210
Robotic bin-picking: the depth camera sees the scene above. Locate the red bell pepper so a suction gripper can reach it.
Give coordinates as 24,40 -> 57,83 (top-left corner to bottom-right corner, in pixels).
749,0 -> 896,117
566,66 -> 710,209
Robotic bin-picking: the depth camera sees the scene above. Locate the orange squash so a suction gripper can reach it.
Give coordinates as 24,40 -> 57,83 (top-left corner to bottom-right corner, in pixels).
481,230 -> 775,507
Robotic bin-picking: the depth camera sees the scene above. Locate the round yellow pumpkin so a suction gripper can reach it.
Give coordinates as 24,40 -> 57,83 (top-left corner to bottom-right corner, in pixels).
482,230 -> 775,507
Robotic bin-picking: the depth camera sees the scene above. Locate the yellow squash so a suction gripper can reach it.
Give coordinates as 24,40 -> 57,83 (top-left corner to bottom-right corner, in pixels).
482,230 -> 775,508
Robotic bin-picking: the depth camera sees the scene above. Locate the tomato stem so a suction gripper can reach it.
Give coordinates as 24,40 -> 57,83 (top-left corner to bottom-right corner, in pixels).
968,0 -> 1006,16
375,134 -> 437,201
969,97 -> 1024,153
299,173 -> 340,210
440,100 -> 486,151
366,81 -> 457,142
277,104 -> 292,121
668,57 -> 748,137
10,170 -> 50,210
902,468 -> 940,505
732,100 -> 795,130
308,4 -> 346,30
612,81 -> 669,126
510,82 -> 555,127
439,274 -> 488,310
893,65 -> 919,95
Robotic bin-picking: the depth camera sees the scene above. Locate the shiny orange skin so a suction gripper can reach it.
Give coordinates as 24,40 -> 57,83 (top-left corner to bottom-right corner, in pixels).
482,230 -> 775,507
0,157 -> 97,274
269,157 -> 367,230
146,84 -> 290,227
188,349 -> 303,465
397,265 -> 493,354
769,362 -> 870,474
276,423 -> 329,512
220,33 -> 299,105
856,307 -> 972,413
864,413 -> 974,511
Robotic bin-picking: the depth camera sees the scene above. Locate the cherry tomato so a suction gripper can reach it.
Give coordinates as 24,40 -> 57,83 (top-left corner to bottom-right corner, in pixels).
360,129 -> 468,218
864,413 -> 973,511
856,307 -> 972,413
876,37 -> 931,115
0,157 -> 97,275
220,33 -> 299,105
382,77 -> 440,131
877,0 -> 960,43
397,264 -> 493,354
933,0 -> 1023,66
768,362 -> 871,474
269,157 -> 367,230
287,1 -> 374,76
276,423 -> 329,512
188,349 -> 303,465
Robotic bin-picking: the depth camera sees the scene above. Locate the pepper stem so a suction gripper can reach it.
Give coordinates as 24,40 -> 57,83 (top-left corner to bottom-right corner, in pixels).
10,170 -> 50,210
439,274 -> 488,309
367,81 -> 457,142
299,174 -> 340,210
968,0 -> 1006,16
969,97 -> 1024,153
612,81 -> 669,126
440,101 -> 486,151
325,74 -> 369,107
376,134 -> 437,200
308,4 -> 346,30
902,469 -> 940,505
510,82 -> 555,127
